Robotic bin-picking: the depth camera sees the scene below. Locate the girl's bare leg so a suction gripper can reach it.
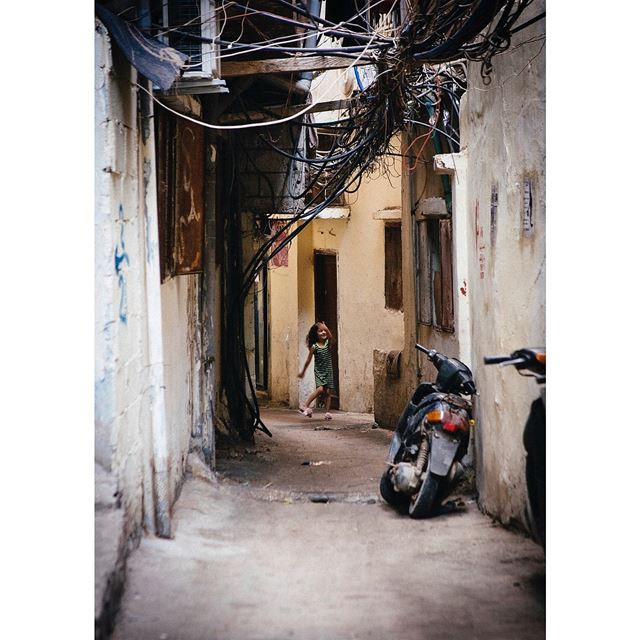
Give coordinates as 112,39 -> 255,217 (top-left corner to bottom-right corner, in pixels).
324,389 -> 332,419
301,386 -> 323,416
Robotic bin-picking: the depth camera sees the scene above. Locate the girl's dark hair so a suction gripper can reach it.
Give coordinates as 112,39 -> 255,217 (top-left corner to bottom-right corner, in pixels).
305,323 -> 319,348
305,321 -> 328,348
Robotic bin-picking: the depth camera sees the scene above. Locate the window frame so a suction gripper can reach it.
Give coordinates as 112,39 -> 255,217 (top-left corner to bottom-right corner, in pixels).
384,222 -> 403,311
416,216 -> 454,332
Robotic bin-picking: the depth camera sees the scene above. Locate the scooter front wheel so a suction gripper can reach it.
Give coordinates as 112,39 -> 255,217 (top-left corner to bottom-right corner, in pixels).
408,467 -> 441,519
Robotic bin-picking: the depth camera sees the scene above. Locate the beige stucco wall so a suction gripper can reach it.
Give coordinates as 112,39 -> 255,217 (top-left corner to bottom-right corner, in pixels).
462,0 -> 546,530
269,146 -> 405,413
268,234 -> 299,404
333,164 -> 404,412
160,274 -> 202,502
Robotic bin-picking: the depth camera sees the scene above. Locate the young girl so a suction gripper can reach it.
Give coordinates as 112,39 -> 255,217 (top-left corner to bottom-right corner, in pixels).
298,321 -> 335,420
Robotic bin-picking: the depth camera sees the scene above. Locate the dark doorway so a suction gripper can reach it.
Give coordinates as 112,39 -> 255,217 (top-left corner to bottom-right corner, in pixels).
253,264 -> 268,390
314,251 -> 340,408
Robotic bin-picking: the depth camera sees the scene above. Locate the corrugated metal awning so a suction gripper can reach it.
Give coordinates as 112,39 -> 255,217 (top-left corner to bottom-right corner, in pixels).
95,4 -> 188,91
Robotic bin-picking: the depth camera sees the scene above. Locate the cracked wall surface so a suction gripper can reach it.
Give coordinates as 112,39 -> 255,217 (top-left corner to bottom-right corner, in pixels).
462,0 -> 546,532
95,17 -> 202,633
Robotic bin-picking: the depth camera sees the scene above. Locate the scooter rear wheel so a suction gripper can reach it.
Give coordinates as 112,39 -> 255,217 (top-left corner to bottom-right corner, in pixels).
408,466 -> 441,519
379,470 -> 410,511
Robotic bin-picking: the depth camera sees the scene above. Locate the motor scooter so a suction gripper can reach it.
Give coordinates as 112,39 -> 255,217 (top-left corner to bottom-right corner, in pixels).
484,348 -> 545,547
380,344 -> 476,518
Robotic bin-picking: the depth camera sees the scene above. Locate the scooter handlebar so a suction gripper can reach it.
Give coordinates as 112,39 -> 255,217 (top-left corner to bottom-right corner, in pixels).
484,350 -> 545,381
415,343 -> 436,359
484,355 -> 513,365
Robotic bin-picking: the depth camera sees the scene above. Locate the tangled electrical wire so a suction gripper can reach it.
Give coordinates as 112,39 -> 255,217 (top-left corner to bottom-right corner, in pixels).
212,1 -> 545,440
135,0 -> 545,439
164,1 -> 543,80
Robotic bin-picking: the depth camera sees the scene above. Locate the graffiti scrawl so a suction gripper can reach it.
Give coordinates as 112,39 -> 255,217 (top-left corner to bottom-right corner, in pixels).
114,204 -> 130,323
143,158 -> 155,265
475,200 -> 486,280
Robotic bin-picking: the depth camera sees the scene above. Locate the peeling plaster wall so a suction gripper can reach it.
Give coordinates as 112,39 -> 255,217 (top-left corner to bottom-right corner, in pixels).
95,23 -> 154,537
95,21 -> 197,540
160,274 -> 201,502
462,0 -> 546,531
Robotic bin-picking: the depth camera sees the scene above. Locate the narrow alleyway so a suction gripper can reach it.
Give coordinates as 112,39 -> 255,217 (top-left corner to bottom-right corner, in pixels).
112,408 -> 545,640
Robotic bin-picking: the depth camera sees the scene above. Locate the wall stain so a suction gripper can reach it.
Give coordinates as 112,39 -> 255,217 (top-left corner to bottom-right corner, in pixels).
475,199 -> 486,279
143,158 -> 155,265
114,204 -> 130,324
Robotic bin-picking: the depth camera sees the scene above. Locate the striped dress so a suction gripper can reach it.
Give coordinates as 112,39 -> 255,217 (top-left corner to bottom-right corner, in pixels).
313,340 -> 334,389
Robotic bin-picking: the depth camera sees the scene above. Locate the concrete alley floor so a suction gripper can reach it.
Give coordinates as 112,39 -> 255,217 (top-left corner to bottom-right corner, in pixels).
112,407 -> 545,640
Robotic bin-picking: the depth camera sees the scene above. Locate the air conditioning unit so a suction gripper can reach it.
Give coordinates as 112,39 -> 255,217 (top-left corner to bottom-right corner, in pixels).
162,0 -> 227,94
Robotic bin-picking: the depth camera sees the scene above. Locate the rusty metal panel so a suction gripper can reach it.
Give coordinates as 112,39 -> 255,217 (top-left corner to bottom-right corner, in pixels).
174,119 -> 204,274
155,109 -> 174,281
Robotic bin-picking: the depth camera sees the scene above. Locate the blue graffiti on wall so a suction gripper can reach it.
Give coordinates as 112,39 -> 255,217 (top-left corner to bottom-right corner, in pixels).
114,204 -> 130,324
143,158 -> 155,265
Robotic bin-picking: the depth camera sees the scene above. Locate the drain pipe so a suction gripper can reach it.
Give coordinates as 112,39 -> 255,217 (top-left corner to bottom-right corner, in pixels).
138,0 -> 172,539
262,0 -> 321,97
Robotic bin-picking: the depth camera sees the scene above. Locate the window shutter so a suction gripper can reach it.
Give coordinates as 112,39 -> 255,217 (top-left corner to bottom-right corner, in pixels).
440,219 -> 454,331
417,220 -> 432,325
384,223 -> 403,311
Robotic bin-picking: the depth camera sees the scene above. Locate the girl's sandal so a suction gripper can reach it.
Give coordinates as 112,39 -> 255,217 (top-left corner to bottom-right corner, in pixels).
324,412 -> 332,420
299,407 -> 313,417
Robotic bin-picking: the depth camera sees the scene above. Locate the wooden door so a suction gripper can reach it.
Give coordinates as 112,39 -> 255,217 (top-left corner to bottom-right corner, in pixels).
314,252 -> 339,408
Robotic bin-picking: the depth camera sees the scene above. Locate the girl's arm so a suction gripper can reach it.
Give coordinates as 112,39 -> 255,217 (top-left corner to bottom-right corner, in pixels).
298,347 -> 314,378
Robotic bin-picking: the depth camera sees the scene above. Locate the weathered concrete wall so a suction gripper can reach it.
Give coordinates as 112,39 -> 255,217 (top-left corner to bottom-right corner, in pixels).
95,19 -> 202,632
373,349 -> 407,428
95,23 -> 156,636
160,274 -> 202,501
95,22 -> 155,538
200,130 -> 221,465
462,0 -> 546,531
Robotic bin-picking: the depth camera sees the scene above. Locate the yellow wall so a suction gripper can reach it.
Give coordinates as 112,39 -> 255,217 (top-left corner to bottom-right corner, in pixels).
267,229 -> 299,404
269,145 -> 405,413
